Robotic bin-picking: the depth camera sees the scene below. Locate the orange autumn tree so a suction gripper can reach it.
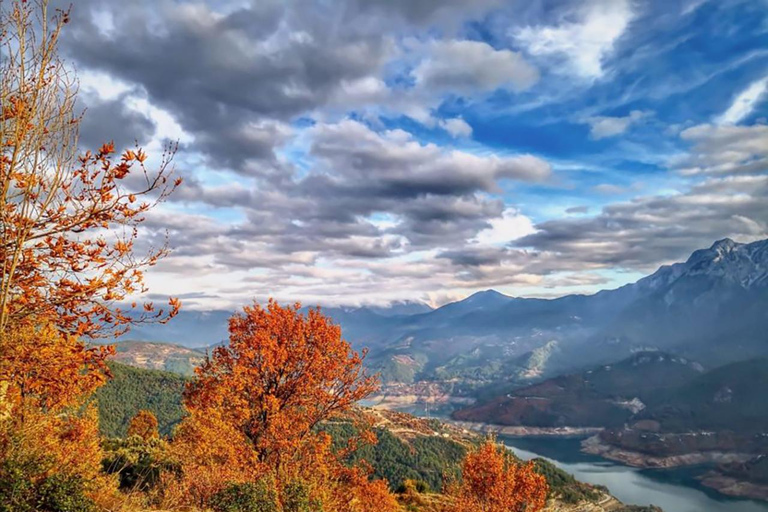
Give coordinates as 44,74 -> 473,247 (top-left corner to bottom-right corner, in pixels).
0,0 -> 181,340
450,438 -> 548,512
175,300 -> 391,508
0,323 -> 112,424
0,324 -> 114,505
0,2 -> 180,508
184,300 -> 379,471
128,409 -> 160,440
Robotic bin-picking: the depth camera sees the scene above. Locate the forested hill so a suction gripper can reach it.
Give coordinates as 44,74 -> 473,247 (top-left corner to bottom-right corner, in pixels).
96,362 -> 188,438
93,363 -> 659,510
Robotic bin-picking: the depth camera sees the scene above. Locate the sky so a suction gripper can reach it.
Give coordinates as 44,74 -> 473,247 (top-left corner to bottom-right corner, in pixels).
57,0 -> 768,309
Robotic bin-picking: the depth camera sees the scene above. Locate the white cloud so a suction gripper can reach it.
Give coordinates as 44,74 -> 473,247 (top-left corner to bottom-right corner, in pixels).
677,123 -> 768,174
585,110 -> 649,139
715,75 -> 768,125
513,0 -> 635,79
413,39 -> 539,93
472,208 -> 536,245
681,0 -> 709,16
439,117 -> 473,137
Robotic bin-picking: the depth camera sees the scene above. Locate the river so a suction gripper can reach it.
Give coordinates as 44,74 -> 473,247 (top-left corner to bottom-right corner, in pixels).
389,403 -> 768,512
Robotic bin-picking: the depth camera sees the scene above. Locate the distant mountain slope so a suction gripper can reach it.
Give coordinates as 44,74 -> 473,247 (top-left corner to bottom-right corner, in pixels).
453,352 -> 704,428
118,238 -> 768,388
638,357 -> 768,433
111,340 -> 205,376
118,309 -> 231,347
96,362 -> 188,437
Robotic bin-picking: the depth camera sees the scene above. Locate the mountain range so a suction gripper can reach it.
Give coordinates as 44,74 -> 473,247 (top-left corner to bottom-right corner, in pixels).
119,237 -> 768,390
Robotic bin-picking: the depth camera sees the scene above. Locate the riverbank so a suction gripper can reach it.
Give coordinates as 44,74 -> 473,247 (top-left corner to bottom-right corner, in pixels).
699,472 -> 768,502
448,419 -> 603,438
580,435 -> 768,503
581,435 -> 754,469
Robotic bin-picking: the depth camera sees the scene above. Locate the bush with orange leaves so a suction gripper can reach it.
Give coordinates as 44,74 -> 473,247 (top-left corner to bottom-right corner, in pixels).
0,324 -> 117,509
169,300 -> 398,511
448,438 -> 548,512
127,410 -> 160,440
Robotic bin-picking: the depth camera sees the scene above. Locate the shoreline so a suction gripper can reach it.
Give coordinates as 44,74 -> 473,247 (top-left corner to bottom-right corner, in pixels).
698,472 -> 768,502
369,401 -> 768,505
447,419 -> 604,438
581,435 -> 768,503
580,435 -> 755,469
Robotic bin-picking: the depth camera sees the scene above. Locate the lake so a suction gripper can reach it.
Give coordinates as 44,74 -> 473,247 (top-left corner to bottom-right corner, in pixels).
504,436 -> 768,512
387,403 -> 768,512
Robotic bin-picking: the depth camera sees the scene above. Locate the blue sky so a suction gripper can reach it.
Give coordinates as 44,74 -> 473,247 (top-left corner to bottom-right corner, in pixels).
63,0 -> 768,308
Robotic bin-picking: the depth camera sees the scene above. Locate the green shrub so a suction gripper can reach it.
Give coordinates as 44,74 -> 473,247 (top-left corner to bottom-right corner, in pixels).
209,480 -> 279,512
36,474 -> 96,512
0,458 -> 95,512
0,457 -> 38,512
101,435 -> 178,492
283,480 -> 323,512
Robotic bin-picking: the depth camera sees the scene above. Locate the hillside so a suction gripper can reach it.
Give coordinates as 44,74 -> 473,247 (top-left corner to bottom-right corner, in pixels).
110,340 -> 206,376
92,363 -> 658,511
95,362 -> 188,437
636,357 -> 768,433
453,352 -> 704,428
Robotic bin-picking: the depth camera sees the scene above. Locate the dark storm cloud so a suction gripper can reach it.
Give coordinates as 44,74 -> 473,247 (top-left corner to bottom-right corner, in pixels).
77,93 -> 156,151
164,118 -> 549,258
60,0 -> 393,176
347,0 -> 501,25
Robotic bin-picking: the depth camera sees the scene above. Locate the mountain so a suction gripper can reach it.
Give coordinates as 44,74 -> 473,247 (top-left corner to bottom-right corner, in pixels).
118,309 -> 231,347
368,237 -> 768,385
110,340 -> 206,376
636,357 -> 768,433
120,238 -> 768,388
117,301 -> 433,350
453,352 -> 705,428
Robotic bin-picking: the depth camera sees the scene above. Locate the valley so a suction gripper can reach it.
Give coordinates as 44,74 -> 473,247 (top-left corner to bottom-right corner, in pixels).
113,237 -> 768,506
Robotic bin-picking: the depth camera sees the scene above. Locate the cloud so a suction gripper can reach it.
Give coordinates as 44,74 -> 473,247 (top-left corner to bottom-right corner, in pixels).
676,123 -> 768,175
63,0 -> 394,175
514,124 -> 768,271
440,117 -> 473,137
591,184 -> 628,195
164,120 -> 552,268
715,75 -> 768,125
413,39 -> 539,93
513,0 -> 635,79
77,92 -> 156,150
471,208 -> 536,245
308,120 -> 551,198
584,110 -> 649,139
347,0 -> 501,25
50,0 -> 768,309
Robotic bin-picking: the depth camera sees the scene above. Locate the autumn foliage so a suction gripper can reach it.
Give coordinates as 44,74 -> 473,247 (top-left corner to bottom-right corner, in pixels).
173,300 -> 394,510
449,438 -> 548,512
127,410 -> 160,440
1,1 -> 181,510
0,0 -> 181,339
184,300 -> 378,471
